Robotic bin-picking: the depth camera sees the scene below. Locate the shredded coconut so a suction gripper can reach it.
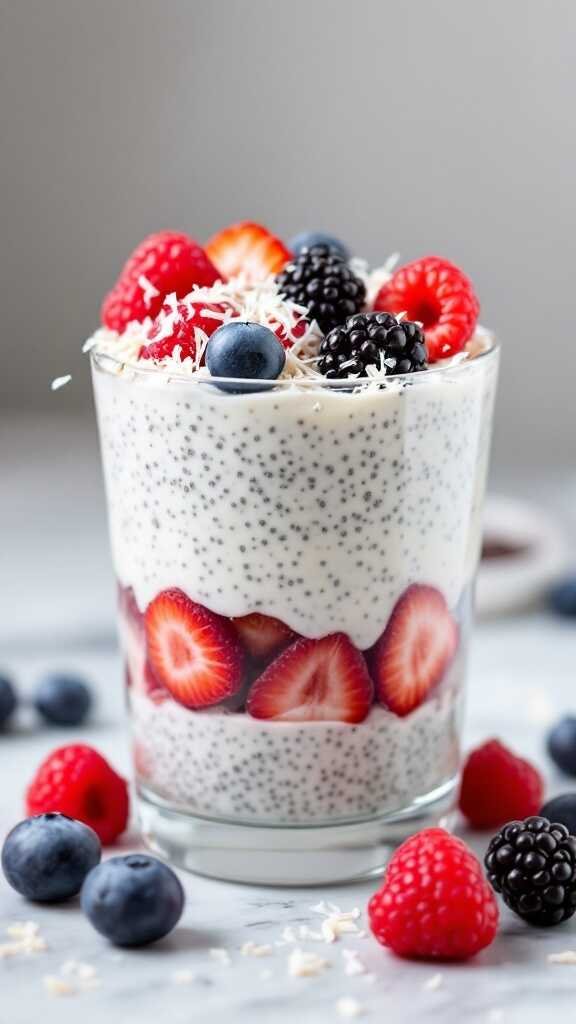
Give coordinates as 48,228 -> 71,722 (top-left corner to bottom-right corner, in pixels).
548,950 -> 576,964
43,960 -> 100,996
0,921 -> 47,958
336,996 -> 365,1018
423,972 -> 444,991
241,941 -> 273,957
172,968 -> 195,985
51,374 -> 72,391
288,948 -> 331,978
138,274 -> 160,308
342,949 -> 367,976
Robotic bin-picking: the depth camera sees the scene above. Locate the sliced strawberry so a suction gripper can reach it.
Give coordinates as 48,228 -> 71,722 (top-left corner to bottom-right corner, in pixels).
371,584 -> 458,717
118,583 -> 169,703
205,221 -> 291,282
231,612 -> 295,660
144,588 -> 244,709
246,634 -> 373,723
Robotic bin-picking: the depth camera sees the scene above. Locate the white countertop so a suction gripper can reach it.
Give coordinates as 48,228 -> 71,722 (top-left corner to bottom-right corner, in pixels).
2,413 -> 576,1022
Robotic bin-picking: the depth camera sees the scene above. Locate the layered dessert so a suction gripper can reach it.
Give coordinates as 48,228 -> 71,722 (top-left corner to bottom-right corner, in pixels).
89,222 -> 498,829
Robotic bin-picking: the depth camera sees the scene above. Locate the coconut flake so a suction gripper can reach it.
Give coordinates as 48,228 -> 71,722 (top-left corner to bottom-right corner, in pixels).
51,374 -> 72,391
342,949 -> 367,976
138,274 -> 160,308
548,950 -> 576,964
423,972 -> 444,991
288,948 -> 331,978
0,921 -> 47,958
209,947 -> 231,966
172,969 -> 195,985
336,996 -> 365,1018
241,941 -> 273,957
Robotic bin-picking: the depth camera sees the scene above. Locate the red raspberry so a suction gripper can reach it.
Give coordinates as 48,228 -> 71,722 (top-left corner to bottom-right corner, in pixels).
368,828 -> 498,961
26,744 -> 129,845
459,738 -> 544,829
101,231 -> 220,332
140,301 -> 230,362
374,256 -> 479,362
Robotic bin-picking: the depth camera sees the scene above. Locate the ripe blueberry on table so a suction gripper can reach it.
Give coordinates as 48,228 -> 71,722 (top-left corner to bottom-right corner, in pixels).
34,673 -> 93,726
206,321 -> 286,393
81,854 -> 185,947
1,813 -> 101,901
0,675 -> 17,728
288,230 -> 350,262
547,717 -> 576,776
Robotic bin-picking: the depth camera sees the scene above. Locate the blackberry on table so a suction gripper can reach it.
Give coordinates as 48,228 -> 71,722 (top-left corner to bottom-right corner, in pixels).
275,244 -> 365,335
485,815 -> 576,926
317,312 -> 428,380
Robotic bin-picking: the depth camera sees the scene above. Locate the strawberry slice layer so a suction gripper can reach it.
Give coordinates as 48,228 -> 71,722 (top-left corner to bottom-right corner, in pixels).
372,584 -> 458,717
145,589 -> 244,709
232,612 -> 295,660
205,221 -> 291,282
247,634 -> 373,724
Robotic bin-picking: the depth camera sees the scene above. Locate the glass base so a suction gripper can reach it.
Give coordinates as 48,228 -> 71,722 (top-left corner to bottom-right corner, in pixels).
137,777 -> 458,886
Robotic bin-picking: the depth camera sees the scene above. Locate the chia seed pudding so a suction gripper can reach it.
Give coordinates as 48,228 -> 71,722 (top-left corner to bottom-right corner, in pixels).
90,227 -> 499,834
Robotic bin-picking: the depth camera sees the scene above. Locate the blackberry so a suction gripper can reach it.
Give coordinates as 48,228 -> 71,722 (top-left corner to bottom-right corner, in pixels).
316,312 -> 428,380
275,244 -> 365,335
485,816 -> 576,926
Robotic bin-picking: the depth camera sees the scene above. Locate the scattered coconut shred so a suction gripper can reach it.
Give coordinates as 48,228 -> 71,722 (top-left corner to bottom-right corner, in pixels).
43,960 -> 100,997
336,995 -> 366,1019
0,921 -> 47,958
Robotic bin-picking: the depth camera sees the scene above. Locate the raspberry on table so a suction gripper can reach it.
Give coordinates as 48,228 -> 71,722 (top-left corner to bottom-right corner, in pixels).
368,828 -> 498,960
26,744 -> 129,845
459,738 -> 544,829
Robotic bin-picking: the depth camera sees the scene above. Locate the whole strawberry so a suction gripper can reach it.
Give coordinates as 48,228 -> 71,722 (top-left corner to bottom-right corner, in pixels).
101,231 -> 220,332
459,739 -> 544,829
368,828 -> 498,960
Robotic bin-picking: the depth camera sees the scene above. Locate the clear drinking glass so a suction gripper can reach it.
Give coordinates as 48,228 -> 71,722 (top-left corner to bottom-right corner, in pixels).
92,340 -> 499,884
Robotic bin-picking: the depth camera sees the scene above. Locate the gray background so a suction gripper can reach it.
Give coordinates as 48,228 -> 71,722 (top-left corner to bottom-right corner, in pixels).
1,0 -> 575,470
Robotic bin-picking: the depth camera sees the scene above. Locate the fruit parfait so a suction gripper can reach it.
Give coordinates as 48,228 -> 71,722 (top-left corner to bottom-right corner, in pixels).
89,223 -> 499,884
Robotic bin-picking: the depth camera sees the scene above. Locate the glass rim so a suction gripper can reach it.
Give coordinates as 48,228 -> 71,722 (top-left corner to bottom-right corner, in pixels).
90,332 -> 499,391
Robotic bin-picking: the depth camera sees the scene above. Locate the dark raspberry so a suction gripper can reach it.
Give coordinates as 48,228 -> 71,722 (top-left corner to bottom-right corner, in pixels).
485,816 -> 576,926
275,244 -> 365,335
317,312 -> 427,379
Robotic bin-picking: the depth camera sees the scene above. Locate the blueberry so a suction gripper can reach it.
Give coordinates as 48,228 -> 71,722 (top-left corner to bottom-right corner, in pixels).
206,321 -> 286,393
548,717 -> 576,776
289,231 -> 350,261
81,854 -> 185,947
34,673 -> 92,726
541,794 -> 576,836
0,675 -> 17,728
549,577 -> 576,617
1,813 -> 101,901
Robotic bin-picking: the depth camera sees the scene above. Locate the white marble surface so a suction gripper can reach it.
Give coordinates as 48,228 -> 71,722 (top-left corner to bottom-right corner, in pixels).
2,413 -> 576,1022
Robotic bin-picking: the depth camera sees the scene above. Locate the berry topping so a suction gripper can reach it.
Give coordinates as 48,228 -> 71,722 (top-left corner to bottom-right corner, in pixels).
368,828 -> 498,960
140,300 -> 230,362
26,744 -> 129,845
289,231 -> 350,262
205,321 -> 286,392
371,584 -> 458,717
541,795 -> 576,837
2,813 -> 101,902
246,633 -> 373,724
34,673 -> 93,726
374,256 -> 479,362
317,312 -> 427,379
0,675 -> 17,728
485,816 -> 576,926
547,717 -> 576,776
101,231 -> 220,332
548,577 -> 576,618
81,854 -> 184,947
205,221 -> 291,282
276,244 -> 366,335
459,739 -> 544,828
117,583 -> 167,703
231,612 -> 295,660
144,588 -> 244,709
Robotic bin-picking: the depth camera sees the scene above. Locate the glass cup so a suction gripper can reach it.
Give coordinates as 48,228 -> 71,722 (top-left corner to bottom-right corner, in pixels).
92,339 -> 499,884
